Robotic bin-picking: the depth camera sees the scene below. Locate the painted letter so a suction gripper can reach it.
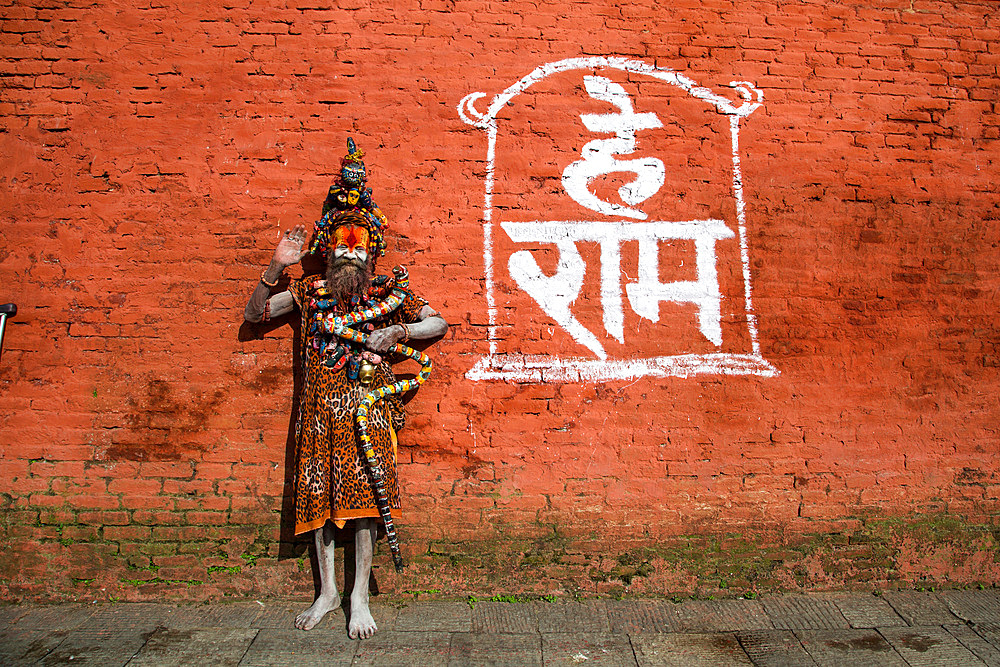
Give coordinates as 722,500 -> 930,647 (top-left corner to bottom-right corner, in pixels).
562,76 -> 665,220
624,220 -> 735,346
504,231 -> 607,360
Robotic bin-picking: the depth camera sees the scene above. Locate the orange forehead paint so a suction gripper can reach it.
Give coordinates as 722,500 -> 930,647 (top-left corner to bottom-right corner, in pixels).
334,224 -> 369,253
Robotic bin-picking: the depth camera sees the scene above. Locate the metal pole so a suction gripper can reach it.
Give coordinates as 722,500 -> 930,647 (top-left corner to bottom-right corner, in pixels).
0,303 -> 16,362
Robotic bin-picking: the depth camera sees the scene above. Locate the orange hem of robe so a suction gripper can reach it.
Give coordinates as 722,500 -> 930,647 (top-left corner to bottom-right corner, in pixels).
294,508 -> 401,535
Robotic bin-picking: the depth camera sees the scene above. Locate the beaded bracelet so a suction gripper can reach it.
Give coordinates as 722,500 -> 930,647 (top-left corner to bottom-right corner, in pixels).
399,323 -> 410,342
260,268 -> 281,288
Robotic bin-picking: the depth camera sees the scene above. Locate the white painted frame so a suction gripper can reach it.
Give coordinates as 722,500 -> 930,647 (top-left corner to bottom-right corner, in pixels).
458,57 -> 778,383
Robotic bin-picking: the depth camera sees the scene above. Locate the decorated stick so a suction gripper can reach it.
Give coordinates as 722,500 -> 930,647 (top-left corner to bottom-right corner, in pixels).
327,267 -> 433,572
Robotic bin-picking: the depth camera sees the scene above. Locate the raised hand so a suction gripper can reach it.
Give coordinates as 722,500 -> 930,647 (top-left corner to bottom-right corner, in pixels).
273,225 -> 310,268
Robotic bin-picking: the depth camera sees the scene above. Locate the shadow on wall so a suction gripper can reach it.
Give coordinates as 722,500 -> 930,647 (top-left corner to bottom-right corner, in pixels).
238,279 -> 305,562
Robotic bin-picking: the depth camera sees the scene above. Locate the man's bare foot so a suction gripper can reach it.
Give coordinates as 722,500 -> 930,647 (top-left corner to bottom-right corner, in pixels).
348,598 -> 377,639
294,595 -> 341,631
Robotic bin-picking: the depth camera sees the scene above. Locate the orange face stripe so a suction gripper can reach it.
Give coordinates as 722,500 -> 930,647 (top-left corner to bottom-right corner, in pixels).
334,224 -> 369,253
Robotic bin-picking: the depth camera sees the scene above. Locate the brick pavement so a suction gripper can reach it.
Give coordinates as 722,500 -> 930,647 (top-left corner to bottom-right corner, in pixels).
1,590 -> 998,665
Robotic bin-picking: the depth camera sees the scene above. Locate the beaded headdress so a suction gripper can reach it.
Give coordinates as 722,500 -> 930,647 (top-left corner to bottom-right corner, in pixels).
310,137 -> 389,264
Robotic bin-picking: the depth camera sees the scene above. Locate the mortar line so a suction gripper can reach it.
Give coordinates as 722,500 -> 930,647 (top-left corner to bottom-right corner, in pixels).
626,632 -> 641,666
874,626 -> 923,665
235,627 -> 260,666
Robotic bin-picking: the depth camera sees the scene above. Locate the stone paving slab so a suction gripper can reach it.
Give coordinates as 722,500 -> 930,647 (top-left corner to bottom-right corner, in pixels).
879,626 -> 987,666
825,594 -> 907,628
128,627 -> 259,667
202,601 -> 271,628
352,630 -> 452,666
736,629 -> 816,666
536,601 -> 609,634
472,601 -> 539,633
449,632 -> 543,666
971,622 -> 1000,651
762,596 -> 850,630
0,604 -> 27,628
368,603 -> 402,633
883,591 -> 960,626
238,628 -> 358,666
0,627 -> 71,666
541,632 -> 637,666
631,633 -> 753,666
40,628 -> 151,666
250,602 -> 303,629
77,602 -> 175,632
606,600 -> 680,633
947,623 -> 1000,666
940,589 -> 1000,624
675,599 -> 773,633
394,601 -> 471,632
162,601 -> 267,629
793,629 -> 906,666
12,603 -> 97,631
1,592 -> 998,665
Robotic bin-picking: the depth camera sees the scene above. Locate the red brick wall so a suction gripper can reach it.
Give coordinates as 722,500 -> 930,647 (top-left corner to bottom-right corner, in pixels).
1,0 -> 998,600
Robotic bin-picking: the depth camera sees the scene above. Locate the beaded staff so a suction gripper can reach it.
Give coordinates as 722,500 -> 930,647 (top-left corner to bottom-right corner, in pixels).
320,266 -> 432,572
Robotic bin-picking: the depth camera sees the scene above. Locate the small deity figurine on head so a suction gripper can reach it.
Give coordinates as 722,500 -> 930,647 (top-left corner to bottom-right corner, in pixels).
244,138 -> 448,638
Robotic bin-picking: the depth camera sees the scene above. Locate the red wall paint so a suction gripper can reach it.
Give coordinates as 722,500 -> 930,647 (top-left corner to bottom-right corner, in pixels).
1,0 -> 998,600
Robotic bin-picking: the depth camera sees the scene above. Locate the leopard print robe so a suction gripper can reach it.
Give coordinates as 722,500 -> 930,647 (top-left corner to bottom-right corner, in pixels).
289,274 -> 427,535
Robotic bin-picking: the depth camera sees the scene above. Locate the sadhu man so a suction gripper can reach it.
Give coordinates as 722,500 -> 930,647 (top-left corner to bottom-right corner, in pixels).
244,140 -> 447,638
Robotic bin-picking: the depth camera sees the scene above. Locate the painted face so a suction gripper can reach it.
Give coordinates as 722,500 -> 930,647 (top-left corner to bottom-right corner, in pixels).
333,224 -> 369,262
341,162 -> 365,187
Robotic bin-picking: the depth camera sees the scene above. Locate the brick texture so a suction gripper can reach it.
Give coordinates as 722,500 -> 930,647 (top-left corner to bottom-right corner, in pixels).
1,0 -> 998,600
